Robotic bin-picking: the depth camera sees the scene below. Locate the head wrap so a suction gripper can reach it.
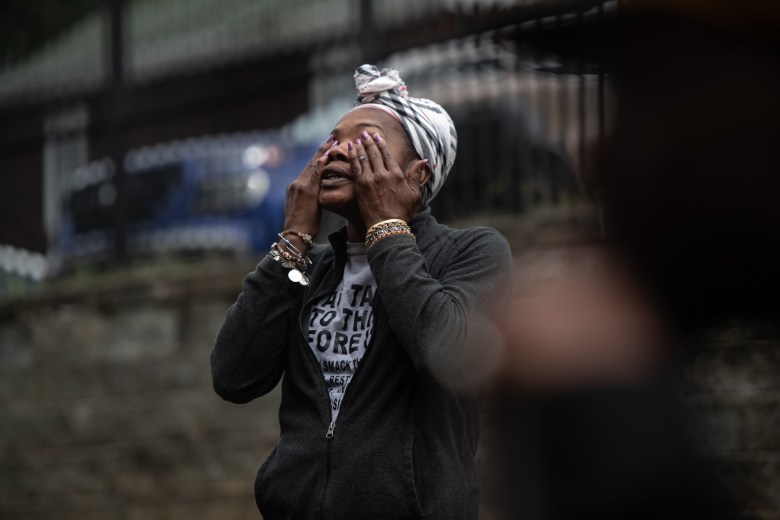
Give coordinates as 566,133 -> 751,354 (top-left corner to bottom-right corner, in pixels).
352,64 -> 457,206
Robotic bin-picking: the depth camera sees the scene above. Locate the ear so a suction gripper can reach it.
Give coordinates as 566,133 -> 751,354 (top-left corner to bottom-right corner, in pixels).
404,158 -> 432,191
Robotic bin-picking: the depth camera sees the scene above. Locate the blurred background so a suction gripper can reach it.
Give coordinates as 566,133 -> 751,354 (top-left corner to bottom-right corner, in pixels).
0,0 -> 778,518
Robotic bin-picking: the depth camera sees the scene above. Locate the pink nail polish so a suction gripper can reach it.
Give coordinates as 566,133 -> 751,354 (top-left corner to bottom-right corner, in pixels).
361,131 -> 369,140
330,140 -> 338,148
326,135 -> 334,143
373,133 -> 382,142
356,139 -> 362,146
347,142 -> 353,151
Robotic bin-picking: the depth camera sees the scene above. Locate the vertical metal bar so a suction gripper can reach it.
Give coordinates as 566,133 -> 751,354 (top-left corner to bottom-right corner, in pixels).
555,15 -> 567,204
534,18 -> 546,206
509,39 -> 523,215
450,3 -> 467,221
432,1 -> 452,219
359,0 -> 378,63
578,10 -> 587,182
520,63 -> 529,213
597,2 -> 606,145
106,0 -> 127,261
556,16 -> 566,151
491,29 -> 510,214
109,0 -> 123,87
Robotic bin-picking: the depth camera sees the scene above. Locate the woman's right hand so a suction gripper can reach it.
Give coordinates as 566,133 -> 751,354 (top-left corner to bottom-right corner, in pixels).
281,136 -> 336,253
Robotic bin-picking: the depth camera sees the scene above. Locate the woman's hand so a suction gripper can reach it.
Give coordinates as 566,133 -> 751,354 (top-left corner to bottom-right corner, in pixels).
349,132 -> 424,227
282,136 -> 336,251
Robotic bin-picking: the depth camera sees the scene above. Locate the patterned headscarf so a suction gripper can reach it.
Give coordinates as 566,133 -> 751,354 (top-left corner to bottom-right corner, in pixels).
352,64 -> 457,206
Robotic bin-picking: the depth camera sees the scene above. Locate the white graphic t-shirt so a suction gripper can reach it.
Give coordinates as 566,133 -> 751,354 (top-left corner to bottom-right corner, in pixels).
307,242 -> 376,421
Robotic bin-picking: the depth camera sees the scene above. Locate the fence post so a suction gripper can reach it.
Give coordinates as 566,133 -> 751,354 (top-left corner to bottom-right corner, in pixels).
359,0 -> 379,64
106,0 -> 127,261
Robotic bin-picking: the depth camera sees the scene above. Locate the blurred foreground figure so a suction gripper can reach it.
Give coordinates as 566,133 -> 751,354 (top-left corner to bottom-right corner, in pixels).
592,3 -> 780,515
594,0 -> 780,321
488,1 -> 780,518
485,244 -> 730,520
504,246 -> 664,392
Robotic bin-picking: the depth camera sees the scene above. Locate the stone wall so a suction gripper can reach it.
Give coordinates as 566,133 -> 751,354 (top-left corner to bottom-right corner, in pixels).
687,319 -> 780,519
0,248 -> 778,519
0,260 -> 281,519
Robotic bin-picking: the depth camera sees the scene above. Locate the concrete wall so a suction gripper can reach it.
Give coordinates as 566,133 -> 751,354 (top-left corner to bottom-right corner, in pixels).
0,254 -> 778,519
687,319 -> 780,518
0,261 -> 281,519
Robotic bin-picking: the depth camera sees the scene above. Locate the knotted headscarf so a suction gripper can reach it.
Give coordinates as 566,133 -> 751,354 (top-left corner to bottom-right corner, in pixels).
352,64 -> 457,206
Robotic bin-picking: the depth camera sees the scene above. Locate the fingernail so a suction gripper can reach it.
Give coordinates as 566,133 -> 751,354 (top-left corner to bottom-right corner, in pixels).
356,139 -> 362,146
373,133 -> 382,142
323,150 -> 329,157
326,135 -> 334,143
347,142 -> 353,151
361,131 -> 369,140
330,140 -> 338,148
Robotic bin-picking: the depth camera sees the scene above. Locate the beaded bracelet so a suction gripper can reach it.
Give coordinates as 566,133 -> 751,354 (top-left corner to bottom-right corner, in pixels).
277,233 -> 312,260
365,219 -> 415,250
366,229 -> 415,250
280,229 -> 313,247
367,219 -> 407,234
269,242 -> 310,285
365,220 -> 413,247
271,242 -> 305,269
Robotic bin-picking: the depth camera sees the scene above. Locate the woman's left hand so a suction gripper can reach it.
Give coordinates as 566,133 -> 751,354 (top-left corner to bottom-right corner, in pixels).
349,132 -> 423,227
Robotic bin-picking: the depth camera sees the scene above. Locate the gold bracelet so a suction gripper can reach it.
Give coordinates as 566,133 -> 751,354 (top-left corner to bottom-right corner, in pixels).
366,226 -> 415,250
367,230 -> 415,250
366,223 -> 411,241
366,220 -> 411,241
365,219 -> 407,239
365,221 -> 409,245
280,230 -> 313,247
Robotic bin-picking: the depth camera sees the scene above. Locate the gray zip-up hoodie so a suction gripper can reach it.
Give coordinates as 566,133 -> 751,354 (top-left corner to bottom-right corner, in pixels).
211,208 -> 512,519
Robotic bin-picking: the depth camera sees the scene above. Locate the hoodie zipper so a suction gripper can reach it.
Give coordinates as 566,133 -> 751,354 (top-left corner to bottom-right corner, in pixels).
297,267 -> 382,519
299,294 -> 382,437
320,294 -> 381,430
296,268 -> 340,520
319,423 -> 334,520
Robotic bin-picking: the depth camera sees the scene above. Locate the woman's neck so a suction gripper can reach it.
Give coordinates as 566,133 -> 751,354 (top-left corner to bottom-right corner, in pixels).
346,219 -> 368,243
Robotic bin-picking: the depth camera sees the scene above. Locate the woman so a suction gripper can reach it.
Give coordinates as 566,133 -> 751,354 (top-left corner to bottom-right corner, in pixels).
211,65 -> 512,519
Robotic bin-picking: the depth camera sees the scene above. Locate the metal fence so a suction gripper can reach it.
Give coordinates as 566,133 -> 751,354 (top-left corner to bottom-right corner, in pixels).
0,0 -> 616,276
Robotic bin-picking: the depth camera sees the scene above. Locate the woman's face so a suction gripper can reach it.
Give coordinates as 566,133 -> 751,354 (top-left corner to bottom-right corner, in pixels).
318,107 -> 416,220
